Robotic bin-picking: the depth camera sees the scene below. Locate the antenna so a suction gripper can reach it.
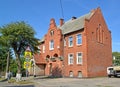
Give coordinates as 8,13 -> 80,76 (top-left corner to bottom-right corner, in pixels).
60,0 -> 64,18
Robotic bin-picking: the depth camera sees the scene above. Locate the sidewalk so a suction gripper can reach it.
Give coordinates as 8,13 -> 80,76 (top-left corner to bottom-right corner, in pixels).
0,76 -> 35,87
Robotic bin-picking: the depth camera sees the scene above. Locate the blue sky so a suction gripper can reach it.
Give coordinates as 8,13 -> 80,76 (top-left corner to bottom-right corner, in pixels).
0,0 -> 120,52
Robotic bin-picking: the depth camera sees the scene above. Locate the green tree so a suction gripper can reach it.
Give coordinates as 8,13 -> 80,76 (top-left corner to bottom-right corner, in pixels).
9,58 -> 17,77
0,45 -> 13,77
0,46 -> 7,73
112,52 -> 120,66
0,37 -> 11,79
0,21 -> 39,81
9,57 -> 25,77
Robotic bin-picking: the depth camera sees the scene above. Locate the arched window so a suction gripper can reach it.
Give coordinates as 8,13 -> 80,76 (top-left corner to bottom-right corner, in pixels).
69,71 -> 73,77
102,30 -> 104,43
78,71 -> 82,78
50,30 -> 54,36
96,24 -> 104,44
96,28 -> 100,42
54,53 -> 58,57
46,55 -> 50,62
46,55 -> 50,58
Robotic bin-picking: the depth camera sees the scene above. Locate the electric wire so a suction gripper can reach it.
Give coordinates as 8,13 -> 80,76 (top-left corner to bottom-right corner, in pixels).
60,0 -> 64,19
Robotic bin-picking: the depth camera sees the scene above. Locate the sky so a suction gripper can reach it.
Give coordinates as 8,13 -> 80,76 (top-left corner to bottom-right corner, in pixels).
0,0 -> 120,52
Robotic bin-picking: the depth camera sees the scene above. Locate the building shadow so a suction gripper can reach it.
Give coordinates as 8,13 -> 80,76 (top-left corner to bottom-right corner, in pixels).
51,66 -> 62,78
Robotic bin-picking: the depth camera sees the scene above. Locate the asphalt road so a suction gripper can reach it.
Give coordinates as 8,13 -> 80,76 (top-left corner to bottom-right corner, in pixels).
0,77 -> 120,87
33,77 -> 120,87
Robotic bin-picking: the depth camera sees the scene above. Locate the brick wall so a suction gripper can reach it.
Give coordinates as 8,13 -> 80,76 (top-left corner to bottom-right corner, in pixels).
34,8 -> 112,78
85,8 -> 112,77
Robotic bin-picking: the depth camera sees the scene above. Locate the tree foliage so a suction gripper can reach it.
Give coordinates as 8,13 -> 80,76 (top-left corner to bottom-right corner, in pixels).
0,21 -> 39,77
0,46 -> 8,72
112,52 -> 120,66
0,46 -> 13,75
9,57 -> 26,77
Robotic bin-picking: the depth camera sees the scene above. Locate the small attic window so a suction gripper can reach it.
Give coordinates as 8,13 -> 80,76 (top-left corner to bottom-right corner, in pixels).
50,30 -> 54,36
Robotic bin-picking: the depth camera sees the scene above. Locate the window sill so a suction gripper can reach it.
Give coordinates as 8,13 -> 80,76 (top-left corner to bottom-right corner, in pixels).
76,44 -> 82,46
77,64 -> 82,66
49,49 -> 54,51
68,46 -> 73,48
68,64 -> 73,66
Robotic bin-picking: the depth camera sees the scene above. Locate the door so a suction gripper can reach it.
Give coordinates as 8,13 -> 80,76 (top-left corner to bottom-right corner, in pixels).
49,63 -> 52,75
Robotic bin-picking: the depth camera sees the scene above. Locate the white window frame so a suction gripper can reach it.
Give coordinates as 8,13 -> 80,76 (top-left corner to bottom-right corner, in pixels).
68,36 -> 73,47
78,71 -> 82,78
76,52 -> 83,64
50,30 -> 54,36
69,71 -> 73,77
49,40 -> 54,50
43,45 -> 45,53
68,53 -> 74,65
37,46 -> 41,53
76,34 -> 82,45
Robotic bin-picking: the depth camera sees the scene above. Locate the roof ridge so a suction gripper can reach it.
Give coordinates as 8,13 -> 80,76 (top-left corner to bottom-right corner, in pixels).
59,11 -> 92,27
59,11 -> 94,34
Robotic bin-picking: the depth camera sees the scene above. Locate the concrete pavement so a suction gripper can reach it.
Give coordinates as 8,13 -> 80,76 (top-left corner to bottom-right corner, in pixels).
32,77 -> 120,87
1,76 -> 120,87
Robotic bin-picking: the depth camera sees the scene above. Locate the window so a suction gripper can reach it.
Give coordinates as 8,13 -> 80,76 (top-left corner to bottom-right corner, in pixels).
96,28 -> 99,42
49,40 -> 54,50
69,36 -> 73,47
69,71 -> 73,77
96,24 -> 104,44
76,34 -> 82,45
68,54 -> 74,64
101,30 -> 104,43
77,52 -> 82,64
78,71 -> 82,78
43,45 -> 45,53
50,30 -> 54,36
37,46 -> 41,53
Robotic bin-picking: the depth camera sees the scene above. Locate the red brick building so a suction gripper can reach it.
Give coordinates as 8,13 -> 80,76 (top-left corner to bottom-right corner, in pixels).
34,7 -> 112,78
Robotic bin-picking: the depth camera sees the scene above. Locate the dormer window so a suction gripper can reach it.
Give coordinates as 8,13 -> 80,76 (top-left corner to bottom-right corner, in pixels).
50,30 -> 54,36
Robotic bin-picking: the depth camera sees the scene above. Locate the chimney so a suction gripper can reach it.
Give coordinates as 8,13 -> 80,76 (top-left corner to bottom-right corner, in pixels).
72,16 -> 77,20
60,18 -> 64,26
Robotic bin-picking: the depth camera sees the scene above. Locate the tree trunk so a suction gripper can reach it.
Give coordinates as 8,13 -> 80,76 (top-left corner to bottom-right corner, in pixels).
16,53 -> 22,81
5,51 -> 10,79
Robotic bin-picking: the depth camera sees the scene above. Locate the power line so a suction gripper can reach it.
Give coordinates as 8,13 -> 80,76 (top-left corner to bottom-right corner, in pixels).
60,0 -> 64,18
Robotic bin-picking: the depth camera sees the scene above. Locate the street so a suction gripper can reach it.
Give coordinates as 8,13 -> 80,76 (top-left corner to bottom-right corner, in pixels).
0,77 -> 120,87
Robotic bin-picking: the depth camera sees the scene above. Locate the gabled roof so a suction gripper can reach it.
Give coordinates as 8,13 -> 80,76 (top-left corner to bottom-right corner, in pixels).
59,12 -> 94,34
39,10 -> 94,42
